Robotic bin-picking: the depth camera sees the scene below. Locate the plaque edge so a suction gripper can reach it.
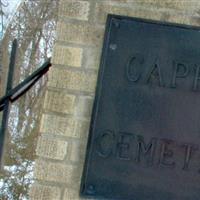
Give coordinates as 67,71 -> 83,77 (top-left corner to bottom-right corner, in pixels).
79,13 -> 200,199
80,14 -> 114,199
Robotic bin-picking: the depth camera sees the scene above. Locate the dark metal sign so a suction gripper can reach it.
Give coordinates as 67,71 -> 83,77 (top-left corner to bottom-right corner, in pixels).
81,15 -> 200,200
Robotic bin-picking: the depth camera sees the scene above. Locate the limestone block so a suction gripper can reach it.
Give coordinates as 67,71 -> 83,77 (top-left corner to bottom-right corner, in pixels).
29,184 -> 61,200
56,22 -> 104,46
52,45 -> 83,67
36,136 -> 68,160
44,90 -> 76,114
34,160 -> 81,185
48,68 -> 97,93
40,114 -> 90,139
59,0 -> 90,21
95,2 -> 164,24
75,96 -> 93,119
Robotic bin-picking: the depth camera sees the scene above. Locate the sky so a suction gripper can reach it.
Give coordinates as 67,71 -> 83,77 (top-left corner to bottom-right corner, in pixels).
4,0 -> 21,12
0,0 -> 21,38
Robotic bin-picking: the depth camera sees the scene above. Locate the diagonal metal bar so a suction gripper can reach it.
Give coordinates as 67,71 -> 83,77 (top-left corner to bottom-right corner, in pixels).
0,39 -> 51,167
0,58 -> 52,111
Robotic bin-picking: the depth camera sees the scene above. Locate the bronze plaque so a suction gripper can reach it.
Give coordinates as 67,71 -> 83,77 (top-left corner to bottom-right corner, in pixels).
81,15 -> 200,200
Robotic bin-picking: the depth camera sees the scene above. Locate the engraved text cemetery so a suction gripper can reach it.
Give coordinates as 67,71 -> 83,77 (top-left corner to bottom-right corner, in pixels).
95,55 -> 200,174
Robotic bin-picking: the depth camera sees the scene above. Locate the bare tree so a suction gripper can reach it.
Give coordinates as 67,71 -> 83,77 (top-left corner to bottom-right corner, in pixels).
0,1 -> 59,199
0,0 -> 9,39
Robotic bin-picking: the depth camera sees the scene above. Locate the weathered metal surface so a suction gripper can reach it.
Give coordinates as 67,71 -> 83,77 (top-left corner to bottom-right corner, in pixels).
0,39 -> 17,167
81,15 -> 200,200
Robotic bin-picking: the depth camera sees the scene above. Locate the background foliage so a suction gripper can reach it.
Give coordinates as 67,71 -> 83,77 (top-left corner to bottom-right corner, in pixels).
0,0 -> 59,199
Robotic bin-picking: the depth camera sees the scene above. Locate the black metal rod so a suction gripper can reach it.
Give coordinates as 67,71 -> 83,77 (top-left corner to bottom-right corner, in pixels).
10,58 -> 51,102
0,39 -> 17,167
0,58 -> 51,111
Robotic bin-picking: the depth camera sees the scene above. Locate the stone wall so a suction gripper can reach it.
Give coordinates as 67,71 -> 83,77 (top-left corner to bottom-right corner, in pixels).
30,0 -> 200,199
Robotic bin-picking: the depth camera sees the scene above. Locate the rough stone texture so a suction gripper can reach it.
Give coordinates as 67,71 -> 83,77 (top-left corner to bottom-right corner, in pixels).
31,0 -> 200,200
29,184 -> 61,200
136,0 -> 200,12
44,90 -> 76,114
69,140 -> 87,163
53,45 -> 83,67
95,2 -> 167,24
63,188 -> 80,200
83,47 -> 101,69
59,0 -> 90,21
36,136 -> 68,160
75,96 -> 93,118
63,188 -> 86,200
34,160 -> 81,185
56,22 -> 104,46
40,114 -> 89,138
48,67 -> 97,93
